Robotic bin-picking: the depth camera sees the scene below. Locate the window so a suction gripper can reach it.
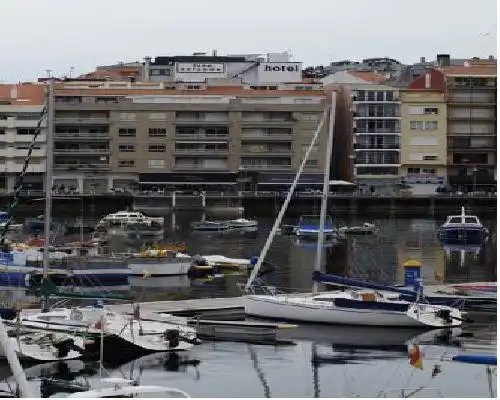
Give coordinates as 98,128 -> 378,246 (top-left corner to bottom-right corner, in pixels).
119,112 -> 136,121
17,128 -> 36,135
409,137 -> 438,146
148,128 -> 167,137
367,91 -> 375,101
301,113 -> 322,121
0,129 -> 5,135
148,159 -> 165,169
409,121 -> 438,130
118,128 -> 136,137
148,144 -> 166,152
356,91 -> 365,101
424,107 -> 438,115
409,153 -> 439,161
407,167 -> 420,174
15,145 -> 41,150
407,167 -> 437,175
423,155 -> 438,161
376,91 -> 384,101
118,160 -> 135,167
118,144 -> 135,152
149,113 -> 167,121
422,168 -> 436,174
302,145 -> 318,153
408,107 -> 424,115
385,92 -> 394,101
305,160 -> 318,168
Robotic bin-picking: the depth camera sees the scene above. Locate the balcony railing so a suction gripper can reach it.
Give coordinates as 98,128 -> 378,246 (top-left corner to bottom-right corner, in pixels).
241,148 -> 292,154
355,128 -> 400,134
55,117 -> 109,124
175,133 -> 229,139
447,131 -> 497,136
354,113 -> 401,118
53,164 -> 110,170
241,119 -> 295,127
173,148 -> 229,154
53,149 -> 110,154
174,119 -> 230,125
355,144 -> 400,150
239,164 -> 292,170
173,165 -> 229,170
54,132 -> 110,139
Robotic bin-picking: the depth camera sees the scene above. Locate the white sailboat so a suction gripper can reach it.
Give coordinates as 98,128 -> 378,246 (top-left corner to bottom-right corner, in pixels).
243,93 -> 463,328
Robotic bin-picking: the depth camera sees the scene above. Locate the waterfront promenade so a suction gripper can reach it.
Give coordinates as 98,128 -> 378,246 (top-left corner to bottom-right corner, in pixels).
0,189 -> 496,217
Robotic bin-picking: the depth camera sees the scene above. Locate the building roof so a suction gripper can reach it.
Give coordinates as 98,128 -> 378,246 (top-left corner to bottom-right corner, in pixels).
0,83 -> 45,105
440,66 -> 497,77
406,69 -> 446,91
79,68 -> 141,80
54,83 -> 325,97
347,71 -> 387,84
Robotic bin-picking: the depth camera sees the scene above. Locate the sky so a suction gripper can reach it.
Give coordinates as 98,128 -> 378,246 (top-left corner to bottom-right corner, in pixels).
0,0 -> 497,82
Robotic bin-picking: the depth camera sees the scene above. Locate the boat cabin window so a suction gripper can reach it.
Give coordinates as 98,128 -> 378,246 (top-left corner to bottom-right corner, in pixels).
464,217 -> 479,224
448,217 -> 462,224
37,315 -> 66,320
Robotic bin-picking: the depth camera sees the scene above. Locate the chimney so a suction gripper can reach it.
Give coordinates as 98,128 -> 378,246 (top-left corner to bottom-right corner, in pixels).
424,72 -> 431,89
10,85 -> 18,99
488,55 -> 494,60
143,56 -> 152,82
420,57 -> 426,63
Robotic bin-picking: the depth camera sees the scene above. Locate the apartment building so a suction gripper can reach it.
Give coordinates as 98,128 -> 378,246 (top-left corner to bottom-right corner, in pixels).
323,71 -> 401,188
399,70 -> 447,194
0,84 -> 46,192
52,81 -> 351,192
441,64 -> 497,187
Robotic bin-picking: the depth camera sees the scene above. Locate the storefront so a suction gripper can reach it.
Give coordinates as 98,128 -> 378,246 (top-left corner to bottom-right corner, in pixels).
138,173 -> 238,191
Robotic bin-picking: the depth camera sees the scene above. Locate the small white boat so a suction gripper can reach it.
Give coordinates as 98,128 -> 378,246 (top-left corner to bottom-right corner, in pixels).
449,282 -> 497,298
437,207 -> 489,243
127,249 -> 192,277
227,218 -> 258,228
13,306 -> 198,352
338,222 -> 378,235
191,220 -> 231,232
2,331 -> 85,362
244,289 -> 463,328
97,211 -> 164,228
67,378 -> 191,398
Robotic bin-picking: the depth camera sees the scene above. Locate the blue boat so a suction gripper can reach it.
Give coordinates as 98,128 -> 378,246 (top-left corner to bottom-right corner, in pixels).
296,215 -> 335,240
437,207 -> 488,244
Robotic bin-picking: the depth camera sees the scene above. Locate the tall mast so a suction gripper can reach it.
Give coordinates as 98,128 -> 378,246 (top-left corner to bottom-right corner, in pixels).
41,80 -> 55,312
312,92 -> 336,294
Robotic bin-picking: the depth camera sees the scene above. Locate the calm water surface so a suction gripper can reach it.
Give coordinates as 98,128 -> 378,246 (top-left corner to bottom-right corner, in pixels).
0,215 -> 496,397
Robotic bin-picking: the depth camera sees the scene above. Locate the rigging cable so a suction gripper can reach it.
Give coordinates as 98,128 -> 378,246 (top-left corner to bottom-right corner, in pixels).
0,106 -> 48,249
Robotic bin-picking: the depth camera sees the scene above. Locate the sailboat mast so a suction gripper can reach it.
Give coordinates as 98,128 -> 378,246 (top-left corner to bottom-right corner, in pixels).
244,108 -> 329,292
41,80 -> 55,312
312,92 -> 336,294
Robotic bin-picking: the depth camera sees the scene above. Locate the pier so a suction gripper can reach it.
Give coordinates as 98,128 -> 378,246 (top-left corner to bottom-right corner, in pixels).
0,191 -> 496,217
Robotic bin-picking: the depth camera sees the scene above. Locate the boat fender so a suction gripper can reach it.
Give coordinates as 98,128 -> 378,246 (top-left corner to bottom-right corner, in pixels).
164,329 -> 180,348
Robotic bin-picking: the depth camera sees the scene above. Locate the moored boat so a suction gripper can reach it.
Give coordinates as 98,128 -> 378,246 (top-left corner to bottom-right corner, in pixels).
296,214 -> 336,240
126,249 -> 192,277
191,220 -> 231,232
227,218 -> 258,229
338,222 -> 378,235
437,207 -> 489,244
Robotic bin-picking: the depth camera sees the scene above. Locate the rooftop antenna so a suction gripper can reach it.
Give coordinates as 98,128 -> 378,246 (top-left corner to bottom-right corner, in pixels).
45,69 -> 52,78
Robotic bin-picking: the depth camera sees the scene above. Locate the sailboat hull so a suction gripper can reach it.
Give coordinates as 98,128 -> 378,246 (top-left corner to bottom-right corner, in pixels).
244,295 -> 461,328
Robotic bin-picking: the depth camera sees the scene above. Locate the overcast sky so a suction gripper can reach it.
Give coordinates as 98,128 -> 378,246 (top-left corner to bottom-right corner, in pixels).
0,0 -> 497,82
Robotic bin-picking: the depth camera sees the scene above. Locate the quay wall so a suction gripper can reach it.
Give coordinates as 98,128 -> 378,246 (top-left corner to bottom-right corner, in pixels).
0,192 -> 496,218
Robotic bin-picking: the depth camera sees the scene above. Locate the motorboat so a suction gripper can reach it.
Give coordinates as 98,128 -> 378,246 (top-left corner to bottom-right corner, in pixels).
191,220 -> 231,232
97,211 -> 164,228
338,222 -> 378,235
12,305 -> 199,352
296,215 -> 336,240
437,207 -> 489,244
227,218 -> 258,229
1,330 -> 86,362
0,249 -> 130,286
126,249 -> 192,277
245,289 -> 463,328
188,255 -> 274,280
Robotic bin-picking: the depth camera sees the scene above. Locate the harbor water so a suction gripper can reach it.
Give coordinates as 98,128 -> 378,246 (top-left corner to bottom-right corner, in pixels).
0,214 -> 496,397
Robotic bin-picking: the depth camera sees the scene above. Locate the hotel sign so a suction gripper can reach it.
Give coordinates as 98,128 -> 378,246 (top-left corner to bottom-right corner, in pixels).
176,63 -> 225,73
257,62 -> 303,83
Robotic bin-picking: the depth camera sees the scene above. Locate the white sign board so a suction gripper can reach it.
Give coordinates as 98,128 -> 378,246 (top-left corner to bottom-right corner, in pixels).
257,62 -> 303,83
176,63 -> 225,73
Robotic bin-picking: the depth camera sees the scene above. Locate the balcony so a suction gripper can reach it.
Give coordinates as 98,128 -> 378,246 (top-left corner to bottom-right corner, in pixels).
173,148 -> 229,155
53,148 -> 110,155
239,164 -> 292,171
53,163 -> 110,171
448,114 -> 496,121
355,128 -> 400,134
353,113 -> 401,119
54,117 -> 109,124
355,144 -> 400,150
173,164 -> 229,171
447,131 -> 496,137
241,128 -> 293,141
54,132 -> 110,140
241,148 -> 292,156
175,112 -> 229,126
